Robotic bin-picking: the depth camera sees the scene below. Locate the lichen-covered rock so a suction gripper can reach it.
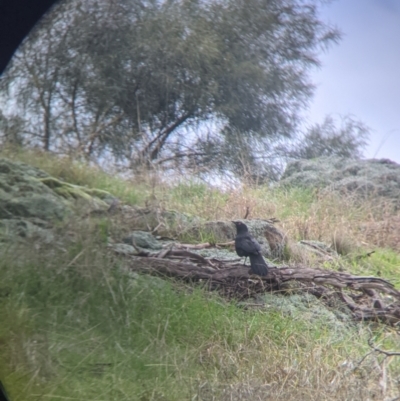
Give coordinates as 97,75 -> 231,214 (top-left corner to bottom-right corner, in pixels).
0,159 -> 69,220
0,158 -> 49,178
0,218 -> 54,243
123,230 -> 163,250
110,243 -> 138,256
186,219 -> 286,260
280,157 -> 400,205
253,293 -> 353,335
0,158 -> 114,243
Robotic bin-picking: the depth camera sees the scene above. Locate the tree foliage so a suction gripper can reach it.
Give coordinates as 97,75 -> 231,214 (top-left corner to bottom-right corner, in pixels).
288,115 -> 370,160
1,0 -> 340,177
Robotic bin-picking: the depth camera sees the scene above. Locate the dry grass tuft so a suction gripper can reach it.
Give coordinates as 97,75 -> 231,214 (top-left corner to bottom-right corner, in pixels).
2,147 -> 400,253
361,216 -> 400,251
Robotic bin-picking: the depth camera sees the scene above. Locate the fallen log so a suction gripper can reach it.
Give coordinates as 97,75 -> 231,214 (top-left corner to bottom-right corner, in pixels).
113,245 -> 400,326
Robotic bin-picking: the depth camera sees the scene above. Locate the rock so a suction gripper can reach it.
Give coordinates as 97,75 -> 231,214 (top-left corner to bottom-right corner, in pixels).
0,159 -> 69,220
194,247 -> 240,261
110,243 -> 138,256
0,218 -> 54,243
185,219 -> 286,260
4,194 -> 67,221
0,157 -> 49,178
123,230 -> 163,250
280,157 -> 400,205
0,157 -> 114,244
38,177 -> 111,213
254,292 -> 354,335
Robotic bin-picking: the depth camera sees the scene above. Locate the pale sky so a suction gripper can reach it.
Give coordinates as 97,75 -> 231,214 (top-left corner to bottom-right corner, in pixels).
307,0 -> 400,162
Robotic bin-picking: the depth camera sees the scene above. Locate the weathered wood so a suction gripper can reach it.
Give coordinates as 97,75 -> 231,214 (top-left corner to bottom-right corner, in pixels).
114,246 -> 400,326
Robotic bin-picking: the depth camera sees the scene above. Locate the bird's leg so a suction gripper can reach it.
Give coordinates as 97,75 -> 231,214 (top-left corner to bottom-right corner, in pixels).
243,256 -> 247,265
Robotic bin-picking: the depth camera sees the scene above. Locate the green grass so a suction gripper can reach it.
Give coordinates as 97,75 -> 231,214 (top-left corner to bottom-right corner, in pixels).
2,148 -> 400,399
349,248 -> 400,287
0,231 -> 391,401
0,147 -> 147,205
250,186 -> 317,220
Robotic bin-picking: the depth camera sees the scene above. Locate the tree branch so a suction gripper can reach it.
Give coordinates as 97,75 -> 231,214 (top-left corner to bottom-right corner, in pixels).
140,112 -> 193,162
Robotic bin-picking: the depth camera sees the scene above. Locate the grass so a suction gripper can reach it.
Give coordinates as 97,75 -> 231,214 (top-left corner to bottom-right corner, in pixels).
0,235 -> 393,401
349,248 -> 400,287
0,146 -> 147,205
2,147 -> 398,249
1,148 -> 400,399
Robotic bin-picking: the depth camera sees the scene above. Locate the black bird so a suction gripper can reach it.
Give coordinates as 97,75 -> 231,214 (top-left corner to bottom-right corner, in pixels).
233,221 -> 268,276
0,380 -> 10,401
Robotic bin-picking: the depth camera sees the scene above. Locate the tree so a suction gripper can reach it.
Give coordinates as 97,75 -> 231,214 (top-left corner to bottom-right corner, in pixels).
1,0 -> 340,177
0,109 -> 24,147
288,115 -> 370,160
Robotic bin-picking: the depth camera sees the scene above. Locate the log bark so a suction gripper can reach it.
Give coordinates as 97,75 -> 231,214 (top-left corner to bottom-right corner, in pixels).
114,246 -> 400,326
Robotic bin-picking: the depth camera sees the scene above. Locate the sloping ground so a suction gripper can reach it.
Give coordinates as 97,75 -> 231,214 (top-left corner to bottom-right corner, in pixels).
1,155 -> 400,326
280,157 -> 400,207
1,155 -> 400,400
0,157 -> 113,242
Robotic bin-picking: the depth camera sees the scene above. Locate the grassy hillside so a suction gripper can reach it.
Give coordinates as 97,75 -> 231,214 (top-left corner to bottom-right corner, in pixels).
1,149 -> 400,400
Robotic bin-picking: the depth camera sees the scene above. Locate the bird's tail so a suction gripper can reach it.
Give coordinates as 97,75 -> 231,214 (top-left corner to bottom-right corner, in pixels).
249,254 -> 268,276
0,381 -> 10,401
